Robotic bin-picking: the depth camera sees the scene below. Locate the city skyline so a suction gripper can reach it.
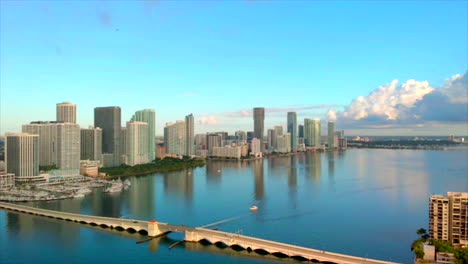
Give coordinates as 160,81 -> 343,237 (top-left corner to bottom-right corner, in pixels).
1,1 -> 467,136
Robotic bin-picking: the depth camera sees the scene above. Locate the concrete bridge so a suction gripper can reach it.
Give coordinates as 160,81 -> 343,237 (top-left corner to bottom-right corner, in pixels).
0,201 -> 400,264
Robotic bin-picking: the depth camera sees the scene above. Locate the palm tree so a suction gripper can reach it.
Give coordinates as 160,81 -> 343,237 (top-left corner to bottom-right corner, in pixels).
416,228 -> 427,236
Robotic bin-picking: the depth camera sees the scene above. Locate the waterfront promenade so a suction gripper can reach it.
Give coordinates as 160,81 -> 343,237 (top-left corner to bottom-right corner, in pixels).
0,201 -> 400,264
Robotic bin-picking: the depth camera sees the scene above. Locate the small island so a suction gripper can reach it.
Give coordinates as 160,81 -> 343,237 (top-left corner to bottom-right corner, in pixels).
99,157 -> 205,178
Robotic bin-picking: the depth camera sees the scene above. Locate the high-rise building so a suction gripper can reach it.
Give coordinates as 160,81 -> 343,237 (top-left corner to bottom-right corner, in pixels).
304,118 -> 313,146
131,109 -> 156,161
56,101 -> 76,124
235,130 -> 247,141
327,121 -> 335,149
267,129 -> 275,149
194,134 -> 207,147
94,106 -> 121,167
287,112 -> 297,152
312,118 -> 321,148
120,127 -> 127,157
5,133 -> 40,182
185,114 -> 194,156
250,138 -> 262,156
164,121 -> 186,156
126,121 -> 149,166
80,126 -> 102,161
253,107 -> 265,140
22,122 -> 81,176
429,192 -> 468,247
298,125 -> 304,138
206,134 -> 222,156
274,125 -> 283,136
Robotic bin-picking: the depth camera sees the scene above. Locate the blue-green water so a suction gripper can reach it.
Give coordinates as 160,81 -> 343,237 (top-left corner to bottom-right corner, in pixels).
1,149 -> 467,264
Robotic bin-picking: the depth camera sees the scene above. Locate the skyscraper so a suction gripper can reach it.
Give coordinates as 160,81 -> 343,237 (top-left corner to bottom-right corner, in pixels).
206,134 -> 222,156
126,121 -> 149,166
56,102 -> 76,124
131,109 -> 155,161
80,126 -> 102,161
304,118 -> 313,146
267,129 -> 275,149
22,121 -> 81,176
287,112 -> 297,152
120,127 -> 127,157
298,125 -> 304,138
253,107 -> 265,140
94,106 -> 121,167
312,118 -> 321,148
164,121 -> 186,156
185,114 -> 194,156
327,121 -> 335,149
5,133 -> 40,182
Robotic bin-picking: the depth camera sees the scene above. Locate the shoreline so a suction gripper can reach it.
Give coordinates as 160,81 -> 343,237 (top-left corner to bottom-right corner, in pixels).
102,163 -> 205,179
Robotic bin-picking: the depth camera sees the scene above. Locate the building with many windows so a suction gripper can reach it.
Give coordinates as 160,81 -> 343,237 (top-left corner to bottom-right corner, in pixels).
327,121 -> 335,149
80,126 -> 102,162
56,101 -> 76,124
22,122 -> 81,177
287,112 -> 297,151
164,121 -> 186,156
429,192 -> 468,247
131,109 -> 155,161
126,121 -> 149,166
253,107 -> 265,140
185,114 -> 194,156
5,133 -> 41,182
94,106 -> 121,167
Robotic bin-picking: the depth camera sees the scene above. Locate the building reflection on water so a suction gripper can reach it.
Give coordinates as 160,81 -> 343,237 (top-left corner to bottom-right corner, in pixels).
6,198 -> 83,245
164,168 -> 194,203
305,152 -> 321,183
127,175 -> 156,218
251,159 -> 264,201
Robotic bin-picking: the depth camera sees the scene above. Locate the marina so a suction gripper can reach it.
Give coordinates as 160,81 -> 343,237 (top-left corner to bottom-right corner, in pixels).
0,178 -> 130,202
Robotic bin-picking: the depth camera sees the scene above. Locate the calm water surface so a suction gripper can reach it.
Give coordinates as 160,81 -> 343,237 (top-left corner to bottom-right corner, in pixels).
1,149 -> 467,264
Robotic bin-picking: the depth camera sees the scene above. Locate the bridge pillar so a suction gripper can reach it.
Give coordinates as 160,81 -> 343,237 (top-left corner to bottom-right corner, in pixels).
184,230 -> 199,242
147,220 -> 162,236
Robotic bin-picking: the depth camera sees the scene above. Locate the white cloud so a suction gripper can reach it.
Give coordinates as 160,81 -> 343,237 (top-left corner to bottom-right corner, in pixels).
342,79 -> 434,121
197,115 -> 219,125
327,109 -> 337,121
334,71 -> 468,128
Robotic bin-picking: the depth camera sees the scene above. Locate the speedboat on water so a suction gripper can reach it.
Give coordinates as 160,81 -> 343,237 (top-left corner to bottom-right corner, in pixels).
250,205 -> 258,211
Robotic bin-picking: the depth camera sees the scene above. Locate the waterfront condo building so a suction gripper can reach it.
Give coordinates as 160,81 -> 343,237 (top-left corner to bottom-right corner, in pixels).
5,133 -> 41,182
126,121 -> 149,166
56,101 -> 76,124
253,107 -> 265,141
22,121 -> 81,177
327,121 -> 335,149
80,126 -> 102,162
94,106 -> 121,167
206,134 -> 222,156
131,109 -> 156,161
429,192 -> 468,247
164,121 -> 186,156
185,114 -> 194,156
287,112 -> 297,151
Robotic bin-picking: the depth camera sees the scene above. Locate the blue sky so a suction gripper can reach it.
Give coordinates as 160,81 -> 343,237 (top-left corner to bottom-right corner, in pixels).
1,1 -> 467,136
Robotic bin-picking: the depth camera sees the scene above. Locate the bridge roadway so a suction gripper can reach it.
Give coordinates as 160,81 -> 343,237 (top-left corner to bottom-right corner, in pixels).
0,202 -> 400,264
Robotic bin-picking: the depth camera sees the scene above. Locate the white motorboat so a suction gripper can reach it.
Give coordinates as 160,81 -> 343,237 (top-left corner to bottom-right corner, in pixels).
250,205 -> 258,211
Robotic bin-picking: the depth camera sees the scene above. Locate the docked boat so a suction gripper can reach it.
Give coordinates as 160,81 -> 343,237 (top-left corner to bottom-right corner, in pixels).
250,205 -> 258,211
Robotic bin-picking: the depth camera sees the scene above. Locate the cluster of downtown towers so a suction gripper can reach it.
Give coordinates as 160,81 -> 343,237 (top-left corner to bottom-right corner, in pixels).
3,103 -> 341,182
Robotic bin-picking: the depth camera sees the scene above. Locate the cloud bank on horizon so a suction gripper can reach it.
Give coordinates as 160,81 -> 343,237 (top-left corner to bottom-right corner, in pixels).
194,72 -> 467,135
327,72 -> 468,129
